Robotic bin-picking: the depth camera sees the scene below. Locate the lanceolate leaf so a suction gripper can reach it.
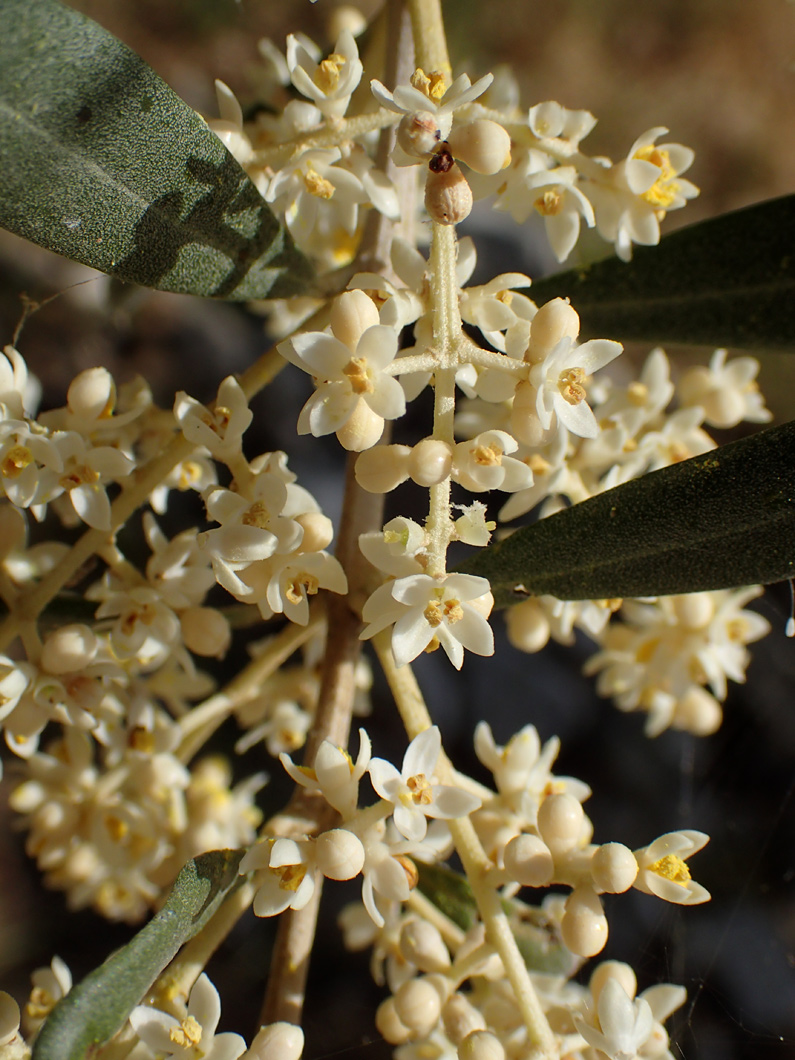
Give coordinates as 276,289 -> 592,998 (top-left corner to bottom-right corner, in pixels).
0,0 -> 313,300
32,849 -> 244,1060
459,421 -> 795,606
529,196 -> 795,351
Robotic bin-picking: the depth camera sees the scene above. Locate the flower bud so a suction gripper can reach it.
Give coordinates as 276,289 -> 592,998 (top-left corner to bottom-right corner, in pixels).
398,110 -> 442,159
459,1030 -> 505,1060
355,444 -> 411,493
442,993 -> 486,1044
670,592 -> 714,631
336,400 -> 384,451
316,828 -> 365,880
425,150 -> 473,226
505,598 -> 550,653
527,298 -> 580,360
180,607 -> 231,658
561,886 -> 608,957
537,792 -> 585,854
408,438 -> 453,487
448,119 -> 511,175
41,624 -> 98,674
0,991 -> 20,1048
672,686 -> 722,736
503,833 -> 555,886
393,977 -> 443,1038
589,960 -> 637,1004
591,842 -> 638,893
509,381 -> 546,446
330,289 -> 379,351
67,366 -> 115,419
295,512 -> 334,553
375,998 -> 412,1045
328,5 -> 367,39
399,918 -> 451,972
247,1022 -> 305,1060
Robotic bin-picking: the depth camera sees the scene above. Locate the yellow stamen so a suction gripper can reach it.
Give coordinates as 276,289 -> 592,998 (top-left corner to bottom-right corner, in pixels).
2,444 -> 33,479
315,52 -> 345,93
535,189 -> 564,216
649,853 -> 691,885
558,367 -> 586,405
170,1015 -> 203,1048
634,146 -> 680,209
343,357 -> 374,395
304,164 -> 335,200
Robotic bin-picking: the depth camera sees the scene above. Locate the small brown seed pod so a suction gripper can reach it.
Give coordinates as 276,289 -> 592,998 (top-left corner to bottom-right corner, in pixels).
425,149 -> 473,226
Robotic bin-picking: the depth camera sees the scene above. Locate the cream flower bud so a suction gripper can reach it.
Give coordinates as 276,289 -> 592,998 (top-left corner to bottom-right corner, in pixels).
591,843 -> 638,893
67,366 -> 115,419
330,289 -> 380,351
375,998 -> 412,1045
0,992 -> 20,1048
467,590 -> 494,620
527,298 -> 580,361
399,919 -> 451,972
589,960 -> 638,1004
448,119 -> 511,175
316,828 -> 365,880
670,592 -> 714,630
561,885 -> 608,957
295,511 -> 334,552
537,792 -> 585,854
505,598 -> 550,653
329,5 -> 367,39
180,606 -> 232,658
672,686 -> 722,736
409,438 -> 453,487
41,624 -> 98,674
246,1022 -> 305,1060
509,381 -> 546,446
355,444 -> 411,493
459,1030 -> 505,1060
503,832 -> 554,886
336,399 -> 384,451
393,977 -> 443,1038
442,994 -> 487,1044
398,111 -> 442,158
425,150 -> 473,226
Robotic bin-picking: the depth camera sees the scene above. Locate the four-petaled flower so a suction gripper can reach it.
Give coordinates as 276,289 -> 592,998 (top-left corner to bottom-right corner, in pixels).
634,830 -> 710,905
368,726 -> 481,842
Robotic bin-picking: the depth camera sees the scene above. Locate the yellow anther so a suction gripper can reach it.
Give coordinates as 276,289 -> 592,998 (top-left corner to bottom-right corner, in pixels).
343,357 -> 374,394
649,853 -> 691,885
472,443 -> 502,467
315,52 -> 345,92
558,367 -> 587,405
170,1015 -> 203,1048
535,189 -> 564,216
304,164 -> 335,200
634,146 -> 680,209
1,444 -> 33,479
406,773 -> 433,805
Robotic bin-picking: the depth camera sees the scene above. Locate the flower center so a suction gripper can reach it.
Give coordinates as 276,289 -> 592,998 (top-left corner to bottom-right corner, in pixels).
410,68 -> 446,102
634,146 -> 680,209
275,862 -> 307,892
406,773 -> 433,806
472,442 -> 502,466
170,1015 -> 203,1048
649,853 -> 691,885
627,381 -> 649,406
286,573 -> 320,605
304,164 -> 335,200
243,501 -> 271,528
60,462 -> 100,490
1,444 -> 33,479
535,189 -> 564,216
315,52 -> 345,92
343,357 -> 374,394
424,595 -> 464,628
558,367 -> 586,405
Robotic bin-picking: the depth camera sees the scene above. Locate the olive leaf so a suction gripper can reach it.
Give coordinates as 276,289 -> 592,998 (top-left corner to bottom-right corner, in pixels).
0,0 -> 313,300
32,849 -> 244,1060
458,420 -> 795,606
528,196 -> 795,351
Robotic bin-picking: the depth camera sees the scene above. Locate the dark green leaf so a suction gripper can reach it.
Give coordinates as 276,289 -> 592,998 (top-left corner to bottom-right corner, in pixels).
529,196 -> 795,351
459,420 -> 795,606
32,849 -> 244,1060
0,0 -> 313,300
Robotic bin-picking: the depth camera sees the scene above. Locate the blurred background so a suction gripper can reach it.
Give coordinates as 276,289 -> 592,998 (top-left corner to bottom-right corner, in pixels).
0,2 -> 794,1059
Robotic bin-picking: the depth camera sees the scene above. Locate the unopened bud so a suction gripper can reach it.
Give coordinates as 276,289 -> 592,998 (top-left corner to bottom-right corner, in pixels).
409,438 -> 453,487
180,607 -> 231,658
590,960 -> 637,1004
537,792 -> 585,854
561,886 -> 608,957
330,289 -> 380,350
591,843 -> 638,893
355,444 -> 411,493
399,918 -> 451,972
246,1022 -> 305,1060
393,977 -> 443,1038
336,399 -> 384,451
448,119 -> 511,175
672,686 -> 722,736
503,833 -> 554,887
375,998 -> 412,1045
459,1030 -> 505,1060
41,624 -> 98,674
443,993 -> 486,1045
295,512 -> 334,553
527,298 -> 580,359
67,366 -> 115,419
505,598 -> 550,653
316,828 -> 365,881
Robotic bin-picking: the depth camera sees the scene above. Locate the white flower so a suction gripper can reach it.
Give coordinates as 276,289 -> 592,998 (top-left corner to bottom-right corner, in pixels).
368,727 -> 481,842
575,978 -> 654,1060
590,127 -> 699,261
360,572 -> 495,670
22,956 -> 72,1036
208,80 -> 254,166
129,974 -> 246,1060
287,29 -> 362,119
44,431 -> 133,531
677,348 -> 771,429
242,838 -> 316,918
528,100 -> 597,145
634,830 -> 710,905
530,335 -> 622,438
280,728 -> 372,818
371,70 -> 493,149
358,517 -> 427,578
452,430 -> 534,493
174,377 -> 252,459
525,166 -> 596,262
0,345 -> 37,419
241,551 -> 348,625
